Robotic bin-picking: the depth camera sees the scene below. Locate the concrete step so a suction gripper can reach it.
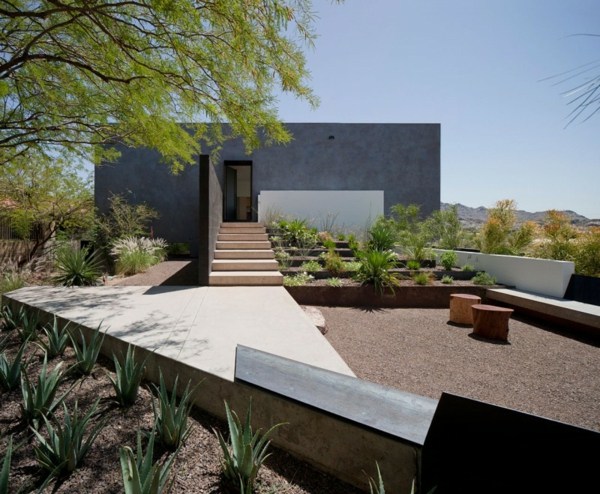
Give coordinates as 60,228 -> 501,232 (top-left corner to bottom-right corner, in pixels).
217,233 -> 269,241
214,249 -> 275,260
212,259 -> 279,271
209,271 -> 283,286
216,241 -> 272,250
219,227 -> 266,235
221,222 -> 265,228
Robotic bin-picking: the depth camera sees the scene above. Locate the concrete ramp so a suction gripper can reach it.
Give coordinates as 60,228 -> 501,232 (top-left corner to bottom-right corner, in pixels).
3,285 -> 354,381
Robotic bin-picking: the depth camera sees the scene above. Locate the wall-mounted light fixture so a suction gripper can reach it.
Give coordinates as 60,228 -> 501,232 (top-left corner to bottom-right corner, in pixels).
328,135 -> 335,140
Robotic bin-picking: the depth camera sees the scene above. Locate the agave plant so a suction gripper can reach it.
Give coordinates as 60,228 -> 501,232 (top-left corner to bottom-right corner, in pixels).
151,370 -> 196,450
366,462 -> 385,494
32,399 -> 107,479
108,345 -> 146,407
0,341 -> 28,391
69,324 -> 105,376
53,245 -> 103,287
215,399 -> 284,494
36,316 -> 71,359
0,305 -> 25,332
20,355 -> 67,427
16,309 -> 39,343
0,435 -> 12,494
120,429 -> 178,494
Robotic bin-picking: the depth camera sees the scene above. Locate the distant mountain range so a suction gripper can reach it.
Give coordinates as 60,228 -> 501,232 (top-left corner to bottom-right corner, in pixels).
441,202 -> 600,229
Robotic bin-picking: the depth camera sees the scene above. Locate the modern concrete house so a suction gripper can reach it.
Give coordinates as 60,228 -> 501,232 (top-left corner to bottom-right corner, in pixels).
95,122 -> 440,284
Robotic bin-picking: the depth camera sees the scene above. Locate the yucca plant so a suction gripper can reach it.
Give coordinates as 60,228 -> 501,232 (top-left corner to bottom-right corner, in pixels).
355,250 -> 401,295
151,370 -> 196,450
0,305 -> 25,332
36,316 -> 71,359
16,309 -> 39,343
69,324 -> 105,376
20,355 -> 66,427
120,429 -> 178,494
32,399 -> 107,480
53,245 -> 103,287
0,341 -> 28,391
0,435 -> 12,494
108,345 -> 146,407
215,400 -> 284,494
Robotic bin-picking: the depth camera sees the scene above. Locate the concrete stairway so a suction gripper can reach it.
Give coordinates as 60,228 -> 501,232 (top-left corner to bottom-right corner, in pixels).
209,223 -> 283,286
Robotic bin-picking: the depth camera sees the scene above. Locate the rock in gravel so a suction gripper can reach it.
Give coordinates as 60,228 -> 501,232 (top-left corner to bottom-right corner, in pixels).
302,306 -> 327,334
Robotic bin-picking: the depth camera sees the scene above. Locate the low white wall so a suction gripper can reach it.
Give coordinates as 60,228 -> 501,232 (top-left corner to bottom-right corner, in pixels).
434,249 -> 575,298
258,190 -> 383,232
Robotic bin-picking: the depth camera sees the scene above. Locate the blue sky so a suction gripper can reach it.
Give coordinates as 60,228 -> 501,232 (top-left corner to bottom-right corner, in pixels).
275,0 -> 600,218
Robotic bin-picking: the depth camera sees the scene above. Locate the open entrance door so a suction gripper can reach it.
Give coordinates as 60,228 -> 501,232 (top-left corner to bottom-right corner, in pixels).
224,161 -> 252,222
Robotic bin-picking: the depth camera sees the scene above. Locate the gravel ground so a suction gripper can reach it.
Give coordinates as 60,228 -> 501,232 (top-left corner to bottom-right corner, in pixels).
320,306 -> 600,432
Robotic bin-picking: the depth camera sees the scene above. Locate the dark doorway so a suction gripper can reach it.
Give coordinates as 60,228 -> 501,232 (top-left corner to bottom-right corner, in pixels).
224,161 -> 252,222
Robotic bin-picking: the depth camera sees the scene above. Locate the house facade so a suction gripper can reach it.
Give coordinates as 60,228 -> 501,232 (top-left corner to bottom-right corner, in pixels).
95,122 -> 440,282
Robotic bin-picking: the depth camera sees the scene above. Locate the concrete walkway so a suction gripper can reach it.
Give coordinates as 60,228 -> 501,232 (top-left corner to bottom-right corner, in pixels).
4,285 -> 354,381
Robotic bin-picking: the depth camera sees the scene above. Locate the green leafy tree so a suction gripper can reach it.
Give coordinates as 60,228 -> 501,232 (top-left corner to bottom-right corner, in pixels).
0,1 -> 324,171
0,153 -> 94,265
425,204 -> 464,249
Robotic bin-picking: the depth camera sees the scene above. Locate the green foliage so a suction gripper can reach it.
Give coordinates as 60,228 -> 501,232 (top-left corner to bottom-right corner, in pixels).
152,371 -> 195,451
216,400 -> 284,494
0,305 -> 25,332
406,260 -> 421,271
36,316 -> 71,359
111,236 -> 168,275
53,245 -> 103,287
282,272 -> 314,287
425,205 -> 464,249
16,309 -> 39,343
439,251 -> 458,271
274,249 -> 291,269
347,233 -> 361,255
32,399 -> 107,479
471,271 -> 497,286
0,341 -> 28,391
326,277 -> 343,287
166,243 -> 190,257
279,219 -> 319,251
1,1 -> 318,171
356,251 -> 401,295
109,345 -> 146,408
573,227 -> 600,277
389,204 -> 422,234
412,272 -> 433,285
366,462 -> 385,494
299,260 -> 322,273
531,210 -> 578,261
120,430 -> 178,494
0,157 -> 94,263
367,220 -> 398,252
20,355 -> 66,427
69,325 -> 105,376
462,264 -> 475,272
322,238 -> 337,250
476,199 -> 536,255
323,250 -> 346,276
441,275 -> 454,285
0,271 -> 25,296
0,435 -> 12,494
343,261 -> 362,272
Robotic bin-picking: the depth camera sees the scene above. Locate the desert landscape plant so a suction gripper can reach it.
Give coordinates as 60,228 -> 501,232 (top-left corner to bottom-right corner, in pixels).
53,245 -> 103,287
0,304 -> 24,332
439,251 -> 458,271
355,250 -> 401,295
216,400 -> 284,494
471,271 -> 497,286
32,399 -> 107,481
0,340 -> 28,391
0,436 -> 12,494
69,325 -> 105,376
109,345 -> 146,407
20,356 -> 66,427
16,309 -> 39,343
111,236 -> 168,275
36,316 -> 71,359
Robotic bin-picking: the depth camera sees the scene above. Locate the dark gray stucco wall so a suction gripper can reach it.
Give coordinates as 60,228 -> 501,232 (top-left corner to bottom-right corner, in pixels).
214,123 -> 440,218
198,155 -> 223,284
94,144 -> 200,256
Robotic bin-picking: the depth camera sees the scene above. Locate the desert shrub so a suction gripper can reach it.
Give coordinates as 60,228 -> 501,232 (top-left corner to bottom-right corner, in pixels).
531,210 -> 578,261
573,227 -> 600,277
425,205 -> 464,249
471,271 -> 497,285
343,261 -> 362,272
412,272 -> 433,285
367,220 -> 397,252
326,277 -> 342,287
441,275 -> 454,284
439,251 -> 458,270
356,250 -> 401,295
274,249 -> 291,269
283,272 -> 314,287
406,260 -> 421,271
462,264 -> 475,272
53,245 -> 102,286
347,233 -> 361,255
323,250 -> 345,276
0,271 -> 25,295
167,243 -> 190,256
299,260 -> 322,273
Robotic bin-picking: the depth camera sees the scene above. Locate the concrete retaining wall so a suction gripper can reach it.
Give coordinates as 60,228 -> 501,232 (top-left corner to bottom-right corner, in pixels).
435,250 -> 575,298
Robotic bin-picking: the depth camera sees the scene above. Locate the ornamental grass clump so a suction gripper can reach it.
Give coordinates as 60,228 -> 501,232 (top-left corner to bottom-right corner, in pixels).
216,400 -> 284,494
32,399 -> 107,482
111,236 -> 168,275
